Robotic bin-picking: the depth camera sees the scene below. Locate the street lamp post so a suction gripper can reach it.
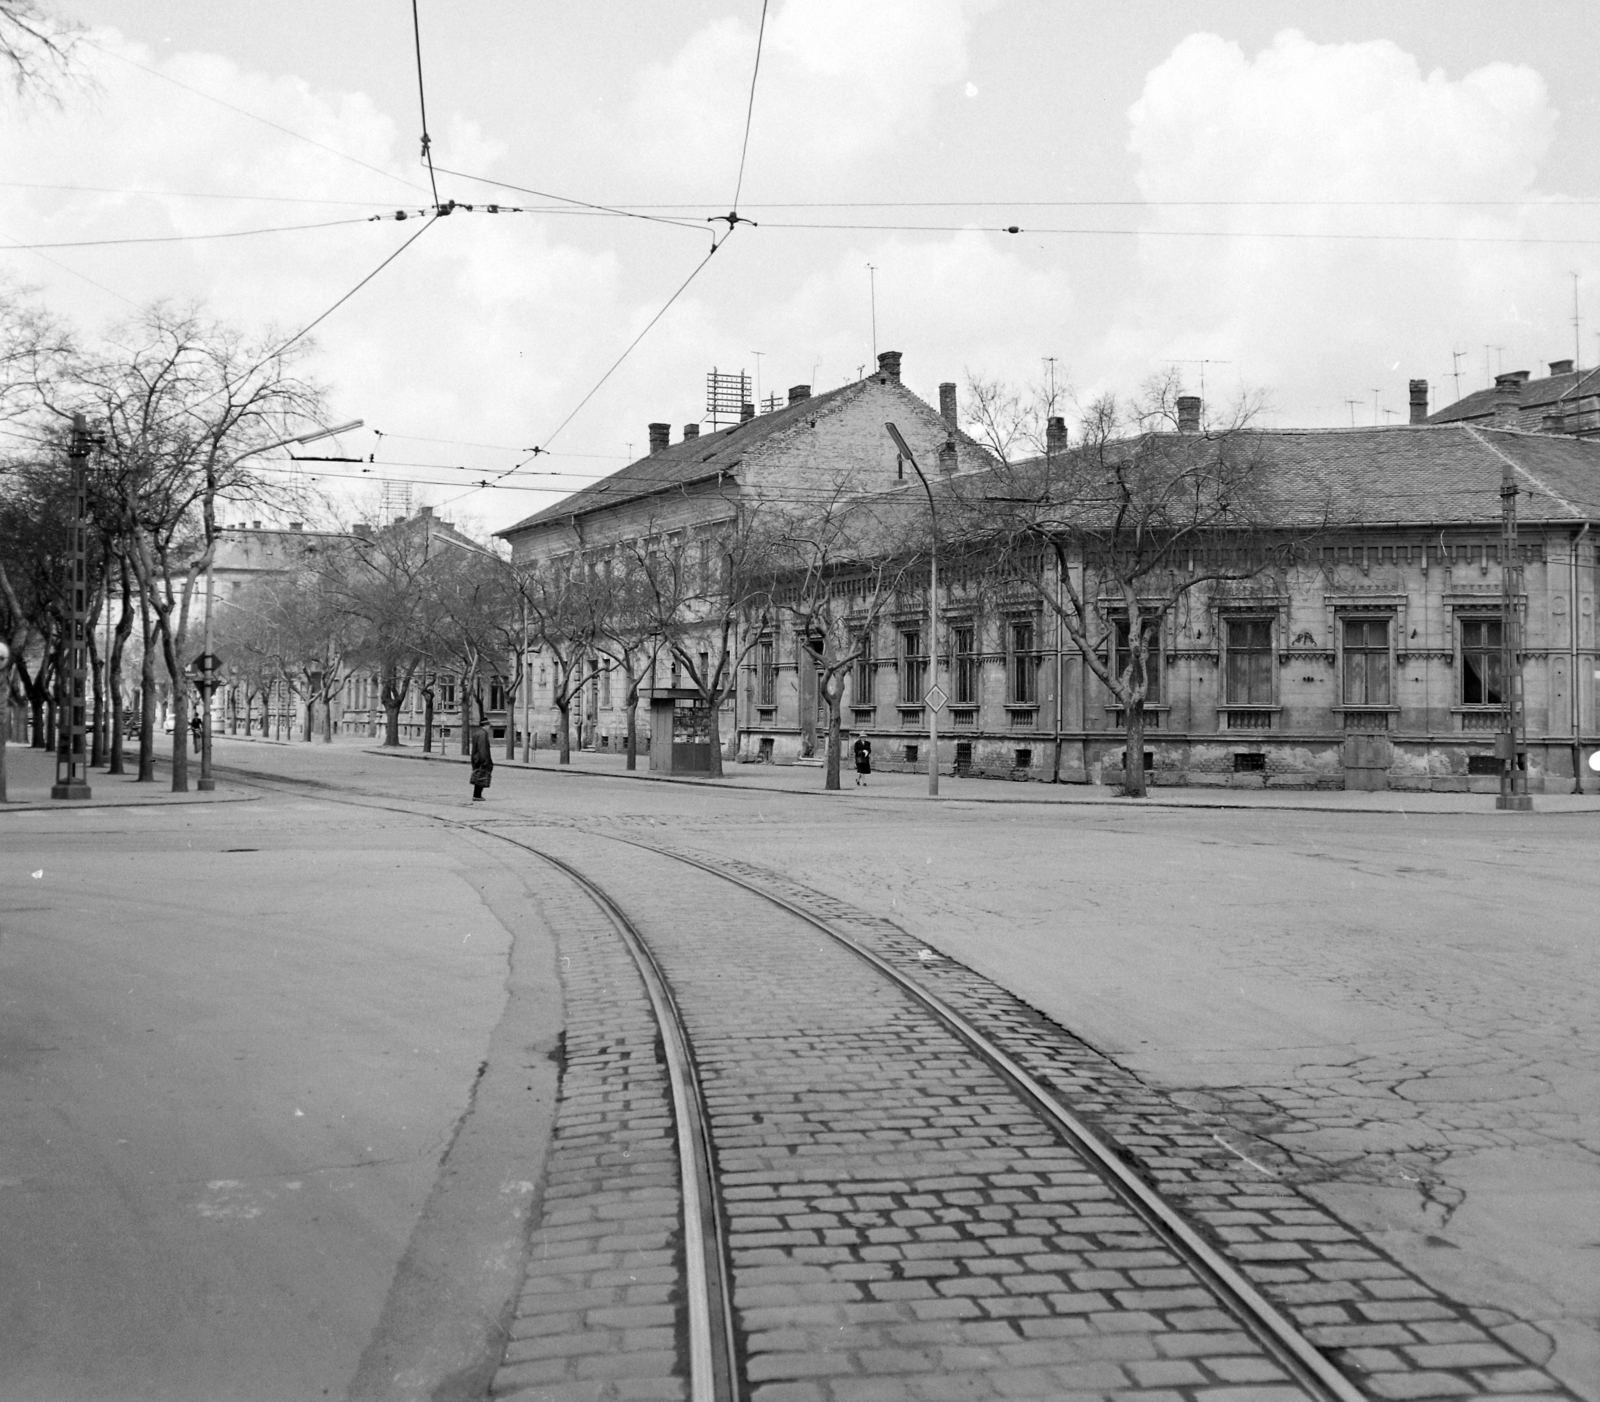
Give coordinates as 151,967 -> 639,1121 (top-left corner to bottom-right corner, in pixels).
885,423 -> 942,798
196,419 -> 362,789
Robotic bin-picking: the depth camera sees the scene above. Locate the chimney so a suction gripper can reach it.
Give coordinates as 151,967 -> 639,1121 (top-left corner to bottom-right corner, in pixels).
682,423 -> 699,440
648,422 -> 670,453
353,523 -> 371,539
1177,396 -> 1202,433
420,505 -> 434,519
939,381 -> 957,433
787,384 -> 810,405
394,516 -> 406,526
739,402 -> 755,423
251,520 -> 261,530
938,441 -> 958,475
1408,379 -> 1429,424
1549,359 -> 1574,376
877,350 -> 902,382
288,521 -> 303,532
1046,416 -> 1067,454
1492,374 -> 1523,426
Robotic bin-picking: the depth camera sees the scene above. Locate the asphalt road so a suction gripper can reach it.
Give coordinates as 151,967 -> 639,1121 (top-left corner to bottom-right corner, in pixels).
1,736 -> 1594,1400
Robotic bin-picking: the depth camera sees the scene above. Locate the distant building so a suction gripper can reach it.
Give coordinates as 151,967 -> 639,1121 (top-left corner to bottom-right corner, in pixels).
1426,359 -> 1600,438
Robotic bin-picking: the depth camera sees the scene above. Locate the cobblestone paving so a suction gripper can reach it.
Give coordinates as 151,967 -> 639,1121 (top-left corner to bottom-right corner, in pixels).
617,838 -> 1581,1402
491,872 -> 686,1402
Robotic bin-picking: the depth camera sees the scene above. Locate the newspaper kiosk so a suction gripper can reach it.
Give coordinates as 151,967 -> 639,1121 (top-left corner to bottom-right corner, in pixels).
648,688 -> 714,776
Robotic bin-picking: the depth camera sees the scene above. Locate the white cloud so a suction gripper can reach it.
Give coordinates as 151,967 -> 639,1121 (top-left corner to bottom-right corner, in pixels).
1102,29 -> 1584,424
624,0 -> 978,191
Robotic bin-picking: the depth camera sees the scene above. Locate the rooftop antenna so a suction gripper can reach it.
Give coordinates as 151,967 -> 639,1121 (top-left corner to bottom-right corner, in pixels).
1344,399 -> 1361,428
1042,355 -> 1060,409
1572,272 -> 1582,370
1450,349 -> 1466,403
866,263 -> 878,362
751,350 -> 764,410
1372,389 -> 1382,426
1164,358 -> 1231,401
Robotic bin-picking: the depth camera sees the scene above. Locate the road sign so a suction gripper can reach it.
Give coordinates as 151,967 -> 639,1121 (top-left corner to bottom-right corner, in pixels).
925,683 -> 949,713
190,652 -> 223,675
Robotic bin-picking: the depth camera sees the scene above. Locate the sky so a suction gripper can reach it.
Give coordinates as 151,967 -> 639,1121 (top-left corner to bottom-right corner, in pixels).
4,1 -> 1600,536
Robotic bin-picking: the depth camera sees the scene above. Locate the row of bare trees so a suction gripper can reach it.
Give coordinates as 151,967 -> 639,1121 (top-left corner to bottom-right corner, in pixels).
0,288 -> 326,797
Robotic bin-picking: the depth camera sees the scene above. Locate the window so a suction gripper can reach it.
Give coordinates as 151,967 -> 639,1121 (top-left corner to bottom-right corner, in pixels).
1460,617 -> 1503,705
599,663 -> 611,709
440,677 -> 457,708
1007,619 -> 1038,705
852,632 -> 875,706
1342,618 -> 1390,706
757,639 -> 776,706
1225,619 -> 1273,705
899,627 -> 926,705
489,677 -> 506,712
1234,752 -> 1266,773
953,625 -> 978,705
1113,618 -> 1162,704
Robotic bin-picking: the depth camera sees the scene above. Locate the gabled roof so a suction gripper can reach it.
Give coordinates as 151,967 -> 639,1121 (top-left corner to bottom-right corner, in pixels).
1429,365 -> 1600,432
499,381 -> 869,538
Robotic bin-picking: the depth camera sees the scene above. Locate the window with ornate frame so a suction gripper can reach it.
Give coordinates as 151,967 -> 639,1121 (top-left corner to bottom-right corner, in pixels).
1007,617 -> 1039,705
1224,618 -> 1273,705
851,630 -> 875,706
899,626 -> 926,705
952,623 -> 978,706
1111,617 -> 1162,704
1459,615 -> 1504,705
1341,617 -> 1391,706
756,638 -> 776,707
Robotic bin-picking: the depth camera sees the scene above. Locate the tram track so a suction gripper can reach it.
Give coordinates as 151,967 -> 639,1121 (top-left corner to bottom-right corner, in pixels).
203,759 -> 1575,1402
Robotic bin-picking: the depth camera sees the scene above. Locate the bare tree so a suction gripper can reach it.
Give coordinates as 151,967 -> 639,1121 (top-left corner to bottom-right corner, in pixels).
766,489 -> 917,790
628,504 -> 777,779
587,549 -> 662,771
958,371 -> 1320,798
520,556 -> 597,765
0,1 -> 84,99
65,303 -> 324,788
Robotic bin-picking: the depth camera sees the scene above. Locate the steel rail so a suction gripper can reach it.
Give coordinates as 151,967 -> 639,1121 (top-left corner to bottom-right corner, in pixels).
499,839 -> 740,1402
597,835 -> 1369,1402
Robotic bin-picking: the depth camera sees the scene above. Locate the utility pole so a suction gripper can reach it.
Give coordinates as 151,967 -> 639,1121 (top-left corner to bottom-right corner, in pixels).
1497,461 -> 1532,811
51,413 -> 92,800
885,423 -> 941,798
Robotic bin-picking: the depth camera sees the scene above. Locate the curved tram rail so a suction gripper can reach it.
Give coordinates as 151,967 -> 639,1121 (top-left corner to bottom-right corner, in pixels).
481,826 -> 1366,1402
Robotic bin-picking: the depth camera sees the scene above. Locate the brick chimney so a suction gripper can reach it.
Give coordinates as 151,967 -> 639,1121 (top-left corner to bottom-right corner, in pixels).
1408,379 -> 1429,424
648,422 -> 670,453
1549,359 -> 1574,376
788,384 -> 810,405
420,505 -> 433,518
1046,416 -> 1067,454
1492,374 -> 1523,426
939,381 -> 957,433
739,403 -> 755,423
1176,396 -> 1202,433
877,350 -> 902,382
288,521 -> 303,531
683,423 -> 699,440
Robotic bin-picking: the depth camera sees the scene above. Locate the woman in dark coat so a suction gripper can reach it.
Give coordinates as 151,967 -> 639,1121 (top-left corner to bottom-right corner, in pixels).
851,732 -> 872,786
470,722 -> 494,801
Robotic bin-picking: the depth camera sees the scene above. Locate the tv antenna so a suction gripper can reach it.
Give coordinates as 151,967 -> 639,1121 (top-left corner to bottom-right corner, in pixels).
866,263 -> 878,362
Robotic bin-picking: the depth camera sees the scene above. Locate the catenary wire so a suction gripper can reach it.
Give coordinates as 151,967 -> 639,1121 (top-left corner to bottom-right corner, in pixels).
730,0 -> 769,214
410,0 -> 442,211
432,164 -> 710,234
0,217 -> 378,252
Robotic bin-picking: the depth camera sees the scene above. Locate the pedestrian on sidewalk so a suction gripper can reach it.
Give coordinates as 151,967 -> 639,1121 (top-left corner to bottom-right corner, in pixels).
189,713 -> 202,754
469,720 -> 494,802
852,732 -> 872,786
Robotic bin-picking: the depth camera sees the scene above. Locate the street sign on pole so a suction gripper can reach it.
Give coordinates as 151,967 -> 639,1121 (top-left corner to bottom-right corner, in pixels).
925,683 -> 949,714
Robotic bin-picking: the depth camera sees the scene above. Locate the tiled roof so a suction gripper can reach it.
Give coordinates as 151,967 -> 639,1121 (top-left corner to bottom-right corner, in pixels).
498,380 -> 869,537
990,424 -> 1600,529
1429,365 -> 1600,431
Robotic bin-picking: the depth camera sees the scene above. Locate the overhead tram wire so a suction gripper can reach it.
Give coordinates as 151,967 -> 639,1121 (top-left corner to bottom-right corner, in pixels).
410,0 -> 442,212
730,0 -> 769,216
445,232 -> 737,508
1,216 -> 379,252
431,165 -> 710,234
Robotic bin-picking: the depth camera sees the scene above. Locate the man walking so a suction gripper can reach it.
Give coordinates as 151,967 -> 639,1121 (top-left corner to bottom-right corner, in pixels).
470,719 -> 494,802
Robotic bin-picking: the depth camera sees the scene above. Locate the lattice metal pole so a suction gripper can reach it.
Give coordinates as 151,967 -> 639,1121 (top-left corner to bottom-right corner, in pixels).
52,414 -> 92,800
1497,461 -> 1532,810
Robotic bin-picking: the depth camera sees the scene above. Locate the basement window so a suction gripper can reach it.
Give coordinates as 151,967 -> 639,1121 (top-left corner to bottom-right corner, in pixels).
1233,752 -> 1266,773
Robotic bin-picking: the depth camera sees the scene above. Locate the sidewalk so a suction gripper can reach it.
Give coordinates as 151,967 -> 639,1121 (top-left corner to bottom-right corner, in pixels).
357,737 -> 1600,816
0,742 -> 258,812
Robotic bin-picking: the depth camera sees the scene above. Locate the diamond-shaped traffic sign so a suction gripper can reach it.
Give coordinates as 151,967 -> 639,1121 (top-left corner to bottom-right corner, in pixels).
925,683 -> 949,713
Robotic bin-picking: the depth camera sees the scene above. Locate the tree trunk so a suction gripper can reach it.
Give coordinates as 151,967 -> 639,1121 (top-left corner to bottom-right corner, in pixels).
108,574 -> 132,775
29,685 -> 44,749
423,692 -> 434,752
624,687 -> 639,771
138,597 -> 156,781
321,690 -> 334,743
303,697 -> 314,742
505,694 -> 518,760
557,699 -> 571,764
1123,700 -> 1147,798
88,626 -> 104,768
385,699 -> 401,746
0,664 -> 10,802
169,685 -> 188,792
824,690 -> 843,792
705,700 -> 724,779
